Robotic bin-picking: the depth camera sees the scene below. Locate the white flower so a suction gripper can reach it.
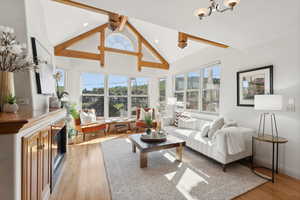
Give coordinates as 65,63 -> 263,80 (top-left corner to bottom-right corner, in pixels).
0,26 -> 14,34
0,46 -> 6,52
10,44 -> 23,55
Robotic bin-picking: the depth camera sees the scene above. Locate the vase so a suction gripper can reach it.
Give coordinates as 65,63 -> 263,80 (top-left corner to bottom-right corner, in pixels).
146,128 -> 152,135
3,103 -> 19,113
0,71 -> 15,112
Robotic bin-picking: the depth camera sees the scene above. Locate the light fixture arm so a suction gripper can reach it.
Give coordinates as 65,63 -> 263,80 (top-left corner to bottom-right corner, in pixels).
195,0 -> 240,20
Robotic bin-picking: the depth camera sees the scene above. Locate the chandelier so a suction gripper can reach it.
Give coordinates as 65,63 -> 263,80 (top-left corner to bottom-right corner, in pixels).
194,0 -> 240,20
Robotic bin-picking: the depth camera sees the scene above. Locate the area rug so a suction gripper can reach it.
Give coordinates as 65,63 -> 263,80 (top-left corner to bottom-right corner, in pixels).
101,138 -> 266,200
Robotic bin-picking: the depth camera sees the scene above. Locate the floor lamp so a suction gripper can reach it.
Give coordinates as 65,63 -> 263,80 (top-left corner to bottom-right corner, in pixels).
254,95 -> 283,138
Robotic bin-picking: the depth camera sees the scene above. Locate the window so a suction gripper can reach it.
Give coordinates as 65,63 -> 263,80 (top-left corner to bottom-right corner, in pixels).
108,75 -> 128,117
202,66 -> 220,112
106,34 -> 134,51
174,74 -> 185,103
131,77 -> 149,116
174,64 -> 221,113
159,78 -> 166,102
81,73 -> 105,116
186,72 -> 200,110
55,68 -> 65,94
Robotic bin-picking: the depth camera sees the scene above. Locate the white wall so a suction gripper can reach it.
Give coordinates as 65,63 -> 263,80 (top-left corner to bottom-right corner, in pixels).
25,0 -> 56,111
170,30 -> 300,179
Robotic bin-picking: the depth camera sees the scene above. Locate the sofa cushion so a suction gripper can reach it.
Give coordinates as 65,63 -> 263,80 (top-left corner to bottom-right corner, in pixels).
208,117 -> 225,139
178,118 -> 197,130
164,126 -> 199,141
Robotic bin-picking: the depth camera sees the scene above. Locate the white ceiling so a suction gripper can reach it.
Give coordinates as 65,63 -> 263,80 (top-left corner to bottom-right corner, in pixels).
41,0 -> 210,63
76,0 -> 300,49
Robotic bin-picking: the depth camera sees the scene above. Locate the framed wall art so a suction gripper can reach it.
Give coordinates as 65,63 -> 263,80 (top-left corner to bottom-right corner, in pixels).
237,65 -> 273,107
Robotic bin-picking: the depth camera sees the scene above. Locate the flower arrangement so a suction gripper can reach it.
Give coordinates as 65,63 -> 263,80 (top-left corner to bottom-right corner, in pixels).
0,26 -> 38,72
53,71 -> 69,100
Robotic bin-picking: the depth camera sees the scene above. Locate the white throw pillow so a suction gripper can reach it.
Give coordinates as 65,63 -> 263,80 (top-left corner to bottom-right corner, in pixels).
139,108 -> 153,121
222,121 -> 238,129
178,118 -> 197,130
139,108 -> 145,121
80,110 -> 96,125
201,124 -> 210,137
208,117 -> 225,139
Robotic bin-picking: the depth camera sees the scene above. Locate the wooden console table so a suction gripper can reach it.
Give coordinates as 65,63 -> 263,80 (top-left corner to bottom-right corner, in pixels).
252,134 -> 288,183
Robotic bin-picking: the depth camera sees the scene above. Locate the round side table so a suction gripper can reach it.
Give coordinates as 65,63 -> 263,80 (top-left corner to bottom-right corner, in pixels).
251,134 -> 288,183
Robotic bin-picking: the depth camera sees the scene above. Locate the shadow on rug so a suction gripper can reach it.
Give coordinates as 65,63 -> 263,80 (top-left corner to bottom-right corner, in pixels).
101,138 -> 266,200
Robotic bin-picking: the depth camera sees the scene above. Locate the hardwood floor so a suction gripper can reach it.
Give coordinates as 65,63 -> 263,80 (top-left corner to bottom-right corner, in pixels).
51,135 -> 300,200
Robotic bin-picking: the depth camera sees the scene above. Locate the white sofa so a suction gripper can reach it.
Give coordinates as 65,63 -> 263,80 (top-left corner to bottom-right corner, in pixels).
162,113 -> 254,171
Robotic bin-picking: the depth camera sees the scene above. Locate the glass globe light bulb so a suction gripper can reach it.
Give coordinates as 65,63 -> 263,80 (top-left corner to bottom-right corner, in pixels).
224,0 -> 240,8
194,8 -> 209,17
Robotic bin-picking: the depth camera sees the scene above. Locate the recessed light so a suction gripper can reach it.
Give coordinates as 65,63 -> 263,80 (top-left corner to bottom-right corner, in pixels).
83,22 -> 89,27
154,39 -> 159,44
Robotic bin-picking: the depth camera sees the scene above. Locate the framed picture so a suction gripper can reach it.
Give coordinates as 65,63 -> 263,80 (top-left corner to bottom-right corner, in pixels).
31,37 -> 55,94
237,65 -> 273,107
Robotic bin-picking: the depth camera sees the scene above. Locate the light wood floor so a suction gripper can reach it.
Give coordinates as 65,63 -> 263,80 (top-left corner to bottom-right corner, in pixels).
51,134 -> 300,200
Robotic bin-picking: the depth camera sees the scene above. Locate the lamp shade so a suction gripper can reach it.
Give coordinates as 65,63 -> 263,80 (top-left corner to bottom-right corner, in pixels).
254,95 -> 283,111
167,97 -> 177,105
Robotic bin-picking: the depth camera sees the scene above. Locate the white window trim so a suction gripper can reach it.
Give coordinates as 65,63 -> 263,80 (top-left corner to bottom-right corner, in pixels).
173,62 -> 221,114
81,73 -> 150,119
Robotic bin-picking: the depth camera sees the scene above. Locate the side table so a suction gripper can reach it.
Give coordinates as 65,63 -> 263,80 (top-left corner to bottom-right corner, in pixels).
252,134 -> 288,183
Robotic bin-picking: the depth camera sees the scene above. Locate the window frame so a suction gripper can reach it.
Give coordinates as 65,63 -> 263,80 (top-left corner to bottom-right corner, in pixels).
130,77 -> 150,117
81,72 -> 106,117
80,73 -> 150,118
173,62 -> 221,114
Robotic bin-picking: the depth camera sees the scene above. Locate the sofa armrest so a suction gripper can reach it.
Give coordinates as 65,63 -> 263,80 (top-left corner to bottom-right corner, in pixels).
214,127 -> 255,155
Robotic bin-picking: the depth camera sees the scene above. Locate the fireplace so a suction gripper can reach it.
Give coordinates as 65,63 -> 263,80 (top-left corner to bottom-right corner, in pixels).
51,120 -> 67,191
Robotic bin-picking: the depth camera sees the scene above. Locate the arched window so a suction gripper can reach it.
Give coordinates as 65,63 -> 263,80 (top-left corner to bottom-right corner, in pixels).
105,33 -> 134,51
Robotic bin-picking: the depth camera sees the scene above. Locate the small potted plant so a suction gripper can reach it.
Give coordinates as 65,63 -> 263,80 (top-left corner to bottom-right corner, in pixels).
144,115 -> 153,135
3,94 -> 18,113
113,103 -> 125,118
69,103 -> 80,125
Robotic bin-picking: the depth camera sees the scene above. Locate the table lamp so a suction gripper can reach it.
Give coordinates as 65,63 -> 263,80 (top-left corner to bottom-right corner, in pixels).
254,95 -> 283,138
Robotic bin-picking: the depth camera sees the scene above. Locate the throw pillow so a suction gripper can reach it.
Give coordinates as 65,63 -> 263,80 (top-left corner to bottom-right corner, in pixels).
139,108 -> 145,121
80,110 -> 96,125
207,117 -> 225,139
222,121 -> 238,129
201,123 -> 210,137
174,112 -> 190,127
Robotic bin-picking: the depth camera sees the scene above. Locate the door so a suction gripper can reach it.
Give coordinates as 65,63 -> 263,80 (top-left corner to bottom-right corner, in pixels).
22,132 -> 41,200
40,127 -> 51,198
22,126 -> 52,200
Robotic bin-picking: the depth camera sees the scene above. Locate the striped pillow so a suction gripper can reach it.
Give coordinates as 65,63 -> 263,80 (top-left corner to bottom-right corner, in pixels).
174,112 -> 190,127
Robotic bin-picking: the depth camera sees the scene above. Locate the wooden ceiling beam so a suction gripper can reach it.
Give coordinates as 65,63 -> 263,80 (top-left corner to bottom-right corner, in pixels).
118,16 -> 128,32
178,32 -> 229,49
139,61 -> 169,69
103,47 -> 139,56
52,0 -> 115,16
126,21 -> 169,68
55,23 -> 108,54
57,49 -> 101,60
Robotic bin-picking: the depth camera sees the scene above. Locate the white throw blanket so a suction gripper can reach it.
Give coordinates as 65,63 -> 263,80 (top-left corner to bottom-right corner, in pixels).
214,127 -> 246,155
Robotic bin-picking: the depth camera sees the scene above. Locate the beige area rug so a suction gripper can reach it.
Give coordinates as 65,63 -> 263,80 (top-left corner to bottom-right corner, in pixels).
101,138 -> 266,200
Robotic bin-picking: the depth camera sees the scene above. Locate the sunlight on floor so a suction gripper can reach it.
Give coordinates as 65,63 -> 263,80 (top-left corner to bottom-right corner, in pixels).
176,168 -> 208,200
165,171 -> 177,181
163,152 -> 176,162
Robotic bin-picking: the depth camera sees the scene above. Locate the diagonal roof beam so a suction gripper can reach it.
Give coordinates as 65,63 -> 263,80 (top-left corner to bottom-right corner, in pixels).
55,23 -> 108,54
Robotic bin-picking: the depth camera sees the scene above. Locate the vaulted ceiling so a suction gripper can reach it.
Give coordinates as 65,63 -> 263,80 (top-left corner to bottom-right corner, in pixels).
76,0 -> 300,49
41,0 -> 210,64
41,0 -> 300,64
